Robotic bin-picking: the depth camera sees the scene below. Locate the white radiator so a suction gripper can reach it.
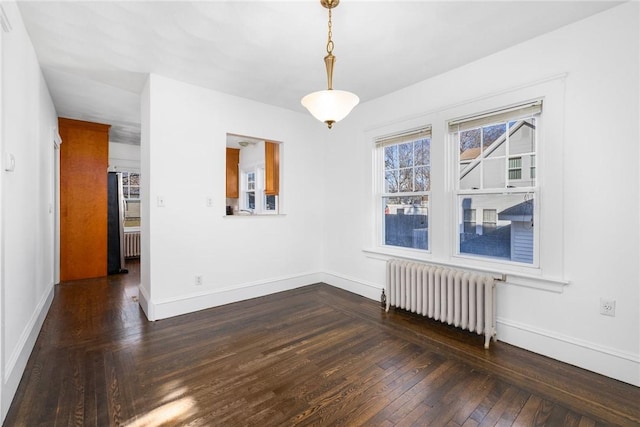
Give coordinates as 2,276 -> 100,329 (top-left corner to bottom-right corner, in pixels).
123,231 -> 141,258
385,259 -> 496,349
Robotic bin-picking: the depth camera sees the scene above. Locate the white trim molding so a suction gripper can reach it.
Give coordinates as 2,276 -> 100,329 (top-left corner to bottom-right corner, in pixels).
137,285 -> 154,321
497,317 -> 640,387
2,285 -> 54,417
142,272 -> 324,321
322,271 -> 383,302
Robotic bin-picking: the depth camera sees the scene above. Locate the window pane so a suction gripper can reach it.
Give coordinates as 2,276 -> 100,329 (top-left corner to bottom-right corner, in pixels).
463,208 -> 476,234
398,142 -> 413,168
247,172 -> 256,190
414,166 -> 430,191
459,194 -> 534,264
483,158 -> 505,188
460,128 -> 481,155
509,154 -> 534,187
459,117 -> 536,191
129,186 -> 140,198
398,168 -> 413,192
509,118 -> 536,155
385,145 -> 398,170
484,138 -> 505,158
483,123 -> 506,148
247,192 -> 255,209
459,129 -> 481,190
414,138 -> 430,166
265,195 -> 277,211
129,173 -> 140,186
460,162 -> 481,190
122,173 -> 129,186
125,200 -> 140,218
384,195 -> 428,250
385,170 -> 399,193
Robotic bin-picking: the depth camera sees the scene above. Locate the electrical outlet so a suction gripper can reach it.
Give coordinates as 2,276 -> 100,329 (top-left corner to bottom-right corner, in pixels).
206,197 -> 214,207
157,196 -> 165,207
195,275 -> 203,286
600,298 -> 616,317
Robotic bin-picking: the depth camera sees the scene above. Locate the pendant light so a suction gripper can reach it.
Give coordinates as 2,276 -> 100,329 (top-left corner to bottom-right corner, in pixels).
301,0 -> 359,129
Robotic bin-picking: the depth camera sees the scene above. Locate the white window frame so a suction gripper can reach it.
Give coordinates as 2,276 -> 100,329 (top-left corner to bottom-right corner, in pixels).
450,100 -> 541,267
120,170 -> 140,230
240,165 -> 279,215
365,76 -> 566,290
374,126 -> 432,254
240,167 -> 258,213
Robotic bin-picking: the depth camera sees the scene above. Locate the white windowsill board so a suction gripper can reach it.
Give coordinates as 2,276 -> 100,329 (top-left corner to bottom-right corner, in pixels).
223,214 -> 287,218
363,247 -> 569,293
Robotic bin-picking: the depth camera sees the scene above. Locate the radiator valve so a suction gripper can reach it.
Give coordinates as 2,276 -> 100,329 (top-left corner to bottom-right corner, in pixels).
380,289 -> 386,309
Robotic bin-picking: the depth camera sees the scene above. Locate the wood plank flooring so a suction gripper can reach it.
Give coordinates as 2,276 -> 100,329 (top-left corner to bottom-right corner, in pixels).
4,260 -> 639,426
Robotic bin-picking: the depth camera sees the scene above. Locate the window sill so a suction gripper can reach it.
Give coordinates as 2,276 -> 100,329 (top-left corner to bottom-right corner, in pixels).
223,214 -> 286,218
362,247 -> 568,293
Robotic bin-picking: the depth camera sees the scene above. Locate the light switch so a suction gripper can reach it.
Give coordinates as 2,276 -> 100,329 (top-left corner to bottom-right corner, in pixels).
4,153 -> 15,172
157,196 -> 165,207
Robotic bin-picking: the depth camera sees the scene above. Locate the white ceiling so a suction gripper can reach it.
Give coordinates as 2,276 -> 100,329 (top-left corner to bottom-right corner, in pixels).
17,1 -> 622,145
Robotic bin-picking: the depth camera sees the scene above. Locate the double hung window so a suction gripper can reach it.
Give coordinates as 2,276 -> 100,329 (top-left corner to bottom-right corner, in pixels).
450,101 -> 541,265
377,127 -> 431,251
121,171 -> 140,228
240,167 -> 279,214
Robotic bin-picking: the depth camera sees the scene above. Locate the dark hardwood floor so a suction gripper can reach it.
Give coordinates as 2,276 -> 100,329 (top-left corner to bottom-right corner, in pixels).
4,259 -> 639,426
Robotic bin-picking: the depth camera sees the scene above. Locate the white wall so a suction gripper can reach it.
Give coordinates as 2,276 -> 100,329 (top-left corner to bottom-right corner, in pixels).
321,2 -> 639,386
139,74 -> 327,320
108,141 -> 140,172
0,2 -> 57,421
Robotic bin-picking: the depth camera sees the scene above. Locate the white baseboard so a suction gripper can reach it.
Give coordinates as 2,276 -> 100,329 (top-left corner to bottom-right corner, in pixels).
145,272 -> 324,321
2,284 -> 54,419
137,285 -> 154,321
322,271 -> 382,301
497,318 -> 640,387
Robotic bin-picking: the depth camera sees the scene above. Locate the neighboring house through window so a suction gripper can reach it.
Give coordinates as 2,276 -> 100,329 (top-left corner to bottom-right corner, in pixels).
369,78 -> 564,285
449,100 -> 541,265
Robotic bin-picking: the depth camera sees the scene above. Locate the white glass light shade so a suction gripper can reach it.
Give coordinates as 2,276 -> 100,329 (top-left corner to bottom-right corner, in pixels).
301,89 -> 360,126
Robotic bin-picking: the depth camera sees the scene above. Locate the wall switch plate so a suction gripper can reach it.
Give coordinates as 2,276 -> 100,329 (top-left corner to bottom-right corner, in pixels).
600,298 -> 616,317
4,153 -> 15,172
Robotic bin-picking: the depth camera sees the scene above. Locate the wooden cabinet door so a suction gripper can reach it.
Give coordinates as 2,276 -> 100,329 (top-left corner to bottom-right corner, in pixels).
59,118 -> 110,281
265,142 -> 279,196
226,148 -> 240,198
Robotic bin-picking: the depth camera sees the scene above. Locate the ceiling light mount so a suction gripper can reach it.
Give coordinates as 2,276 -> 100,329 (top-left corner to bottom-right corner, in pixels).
301,0 -> 359,129
320,0 -> 339,9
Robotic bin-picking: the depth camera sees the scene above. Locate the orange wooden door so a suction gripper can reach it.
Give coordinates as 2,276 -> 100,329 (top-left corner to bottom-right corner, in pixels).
59,118 -> 110,281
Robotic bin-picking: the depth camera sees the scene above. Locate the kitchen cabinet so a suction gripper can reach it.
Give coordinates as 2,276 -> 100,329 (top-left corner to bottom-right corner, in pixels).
265,141 -> 279,196
226,148 -> 240,198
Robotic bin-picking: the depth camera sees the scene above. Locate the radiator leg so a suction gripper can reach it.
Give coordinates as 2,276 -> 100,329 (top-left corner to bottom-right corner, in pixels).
484,334 -> 491,349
